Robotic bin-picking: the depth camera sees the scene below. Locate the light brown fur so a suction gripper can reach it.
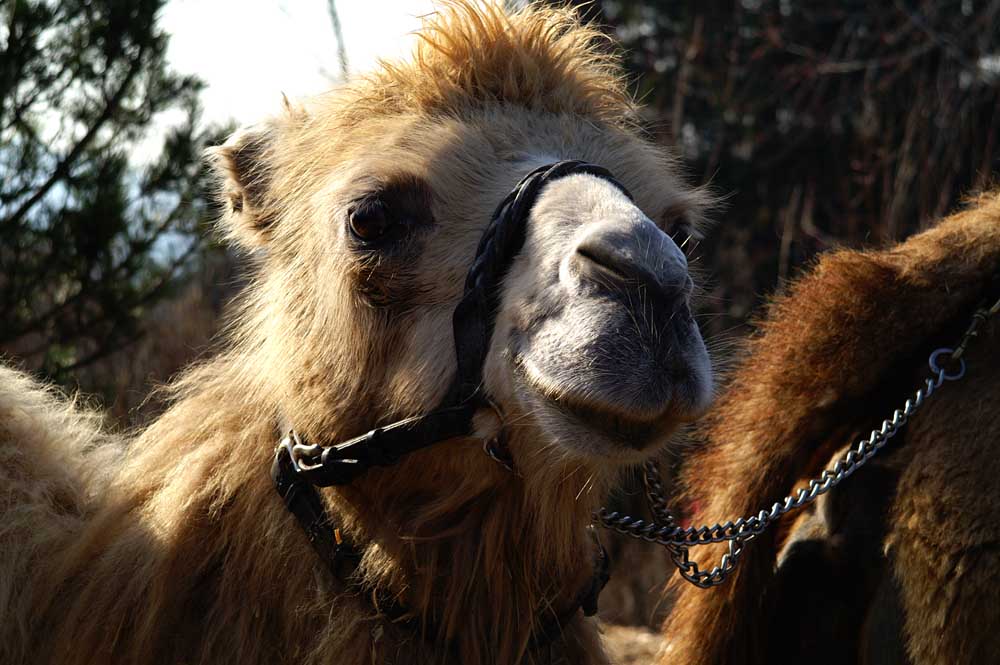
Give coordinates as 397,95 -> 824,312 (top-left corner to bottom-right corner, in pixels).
1,3 -> 709,665
661,192 -> 1000,664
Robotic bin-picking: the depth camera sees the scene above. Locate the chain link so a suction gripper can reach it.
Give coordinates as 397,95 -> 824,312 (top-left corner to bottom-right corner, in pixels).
597,294 -> 999,588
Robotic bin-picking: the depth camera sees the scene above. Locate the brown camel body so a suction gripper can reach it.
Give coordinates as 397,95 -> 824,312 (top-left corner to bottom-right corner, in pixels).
0,4 -> 713,664
662,192 -> 1000,664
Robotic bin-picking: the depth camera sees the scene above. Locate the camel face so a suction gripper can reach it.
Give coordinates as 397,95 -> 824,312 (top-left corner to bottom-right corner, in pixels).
494,171 -> 711,460
213,4 -> 714,474
220,111 -> 710,466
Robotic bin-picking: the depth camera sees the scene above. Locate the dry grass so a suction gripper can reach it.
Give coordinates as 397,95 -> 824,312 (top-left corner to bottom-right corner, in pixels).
601,624 -> 666,664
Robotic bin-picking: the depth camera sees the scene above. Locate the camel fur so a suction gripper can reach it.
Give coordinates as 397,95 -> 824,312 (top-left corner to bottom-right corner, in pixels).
0,3 -> 712,664
662,191 -> 1000,664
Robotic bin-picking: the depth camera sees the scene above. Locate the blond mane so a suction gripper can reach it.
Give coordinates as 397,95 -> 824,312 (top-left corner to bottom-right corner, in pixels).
349,1 -> 635,124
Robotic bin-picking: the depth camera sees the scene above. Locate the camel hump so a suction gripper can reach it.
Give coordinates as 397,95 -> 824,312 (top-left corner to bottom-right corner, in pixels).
0,364 -> 121,662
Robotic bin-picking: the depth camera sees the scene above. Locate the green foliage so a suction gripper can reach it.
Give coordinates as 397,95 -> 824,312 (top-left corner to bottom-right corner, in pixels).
0,0 -> 222,381
600,0 -> 1000,333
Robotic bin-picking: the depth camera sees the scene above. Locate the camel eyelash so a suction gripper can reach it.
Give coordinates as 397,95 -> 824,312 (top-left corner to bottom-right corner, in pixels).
657,203 -> 696,250
345,176 -> 435,252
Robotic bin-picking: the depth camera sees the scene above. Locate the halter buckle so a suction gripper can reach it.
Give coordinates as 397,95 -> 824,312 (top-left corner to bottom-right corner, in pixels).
278,429 -> 365,485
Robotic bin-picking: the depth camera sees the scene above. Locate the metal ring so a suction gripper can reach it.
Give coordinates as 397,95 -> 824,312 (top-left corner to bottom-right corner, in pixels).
483,438 -> 514,472
929,347 -> 966,381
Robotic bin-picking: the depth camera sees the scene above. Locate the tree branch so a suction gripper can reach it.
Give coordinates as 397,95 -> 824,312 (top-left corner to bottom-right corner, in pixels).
0,42 -> 147,227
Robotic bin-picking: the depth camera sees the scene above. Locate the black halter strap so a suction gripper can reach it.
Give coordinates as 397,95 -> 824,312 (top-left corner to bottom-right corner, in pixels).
271,160 -> 629,646
274,161 -> 632,487
451,160 -> 632,404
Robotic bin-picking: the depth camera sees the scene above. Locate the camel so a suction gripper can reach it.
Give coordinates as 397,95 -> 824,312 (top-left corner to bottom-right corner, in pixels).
661,191 -> 1000,664
0,3 -> 713,664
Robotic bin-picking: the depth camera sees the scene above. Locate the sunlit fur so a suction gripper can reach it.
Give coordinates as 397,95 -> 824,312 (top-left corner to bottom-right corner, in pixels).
350,0 -> 637,127
0,366 -> 120,653
0,3 -> 711,664
661,191 -> 1000,665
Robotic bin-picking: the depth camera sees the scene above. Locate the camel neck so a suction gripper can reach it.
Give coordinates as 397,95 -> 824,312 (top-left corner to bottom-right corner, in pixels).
306,435 -> 609,662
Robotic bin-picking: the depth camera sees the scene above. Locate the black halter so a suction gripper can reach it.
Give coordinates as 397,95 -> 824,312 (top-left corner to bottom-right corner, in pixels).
271,160 -> 630,643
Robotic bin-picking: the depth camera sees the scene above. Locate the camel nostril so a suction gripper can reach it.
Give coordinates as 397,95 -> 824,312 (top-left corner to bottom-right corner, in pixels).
572,223 -> 692,303
575,246 -> 635,285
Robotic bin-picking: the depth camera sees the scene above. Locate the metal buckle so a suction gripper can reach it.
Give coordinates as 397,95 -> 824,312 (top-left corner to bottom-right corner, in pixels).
278,430 -> 328,475
482,396 -> 515,473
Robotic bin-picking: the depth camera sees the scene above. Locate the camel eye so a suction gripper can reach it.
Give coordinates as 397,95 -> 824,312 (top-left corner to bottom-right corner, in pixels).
661,210 -> 696,255
345,176 -> 433,252
348,199 -> 394,243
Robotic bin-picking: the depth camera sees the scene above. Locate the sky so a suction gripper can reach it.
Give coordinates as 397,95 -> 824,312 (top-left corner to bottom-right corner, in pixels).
160,0 -> 439,128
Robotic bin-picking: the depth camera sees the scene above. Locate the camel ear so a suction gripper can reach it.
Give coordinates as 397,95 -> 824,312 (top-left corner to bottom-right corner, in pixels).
209,124 -> 277,249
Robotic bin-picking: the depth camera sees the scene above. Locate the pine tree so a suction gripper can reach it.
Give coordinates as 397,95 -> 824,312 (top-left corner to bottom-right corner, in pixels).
0,0 -> 219,380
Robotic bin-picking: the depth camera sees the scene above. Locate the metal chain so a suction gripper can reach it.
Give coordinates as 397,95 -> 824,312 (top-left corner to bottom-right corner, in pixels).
596,293 -> 1000,588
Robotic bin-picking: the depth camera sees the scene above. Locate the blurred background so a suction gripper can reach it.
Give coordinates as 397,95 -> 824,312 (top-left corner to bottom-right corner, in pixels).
2,0 -> 998,630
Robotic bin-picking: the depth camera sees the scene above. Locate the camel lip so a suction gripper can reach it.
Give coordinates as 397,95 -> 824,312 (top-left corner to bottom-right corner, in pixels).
553,396 -> 675,450
510,358 -> 681,451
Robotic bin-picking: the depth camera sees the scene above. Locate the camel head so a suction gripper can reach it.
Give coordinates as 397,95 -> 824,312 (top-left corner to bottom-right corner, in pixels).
210,2 -> 711,482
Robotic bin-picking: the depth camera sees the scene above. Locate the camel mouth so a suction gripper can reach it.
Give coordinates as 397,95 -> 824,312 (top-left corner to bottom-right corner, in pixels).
502,296 -> 712,461
510,357 -> 689,458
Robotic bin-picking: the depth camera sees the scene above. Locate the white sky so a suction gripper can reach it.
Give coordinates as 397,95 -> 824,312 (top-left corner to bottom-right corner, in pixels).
160,0 -> 439,127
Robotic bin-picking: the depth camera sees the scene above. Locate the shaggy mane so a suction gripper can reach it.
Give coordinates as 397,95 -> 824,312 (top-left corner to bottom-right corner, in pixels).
349,1 -> 635,124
